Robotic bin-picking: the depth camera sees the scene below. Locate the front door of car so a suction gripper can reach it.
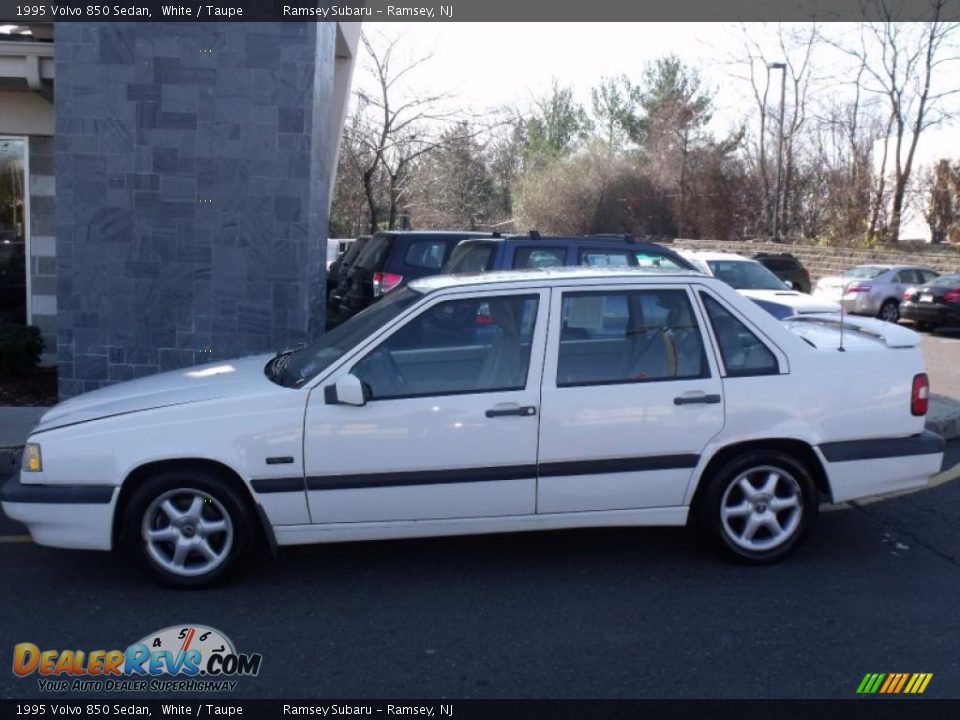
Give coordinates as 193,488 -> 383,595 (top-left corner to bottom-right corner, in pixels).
536,285 -> 725,513
303,289 -> 549,524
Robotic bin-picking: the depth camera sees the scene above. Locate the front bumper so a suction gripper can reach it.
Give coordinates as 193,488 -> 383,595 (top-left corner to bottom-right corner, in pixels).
0,475 -> 116,551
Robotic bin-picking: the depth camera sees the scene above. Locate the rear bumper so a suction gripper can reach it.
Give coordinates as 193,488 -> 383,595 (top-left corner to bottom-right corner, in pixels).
817,431 -> 945,503
901,302 -> 960,325
0,475 -> 116,551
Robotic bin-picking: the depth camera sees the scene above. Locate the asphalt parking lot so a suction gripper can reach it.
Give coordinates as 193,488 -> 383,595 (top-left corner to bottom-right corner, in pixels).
1,440 -> 959,700
921,325 -> 960,400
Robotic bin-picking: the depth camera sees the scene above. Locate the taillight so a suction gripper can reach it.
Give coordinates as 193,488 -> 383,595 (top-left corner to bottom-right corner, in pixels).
845,282 -> 871,294
372,272 -> 403,297
911,373 -> 929,416
944,289 -> 960,303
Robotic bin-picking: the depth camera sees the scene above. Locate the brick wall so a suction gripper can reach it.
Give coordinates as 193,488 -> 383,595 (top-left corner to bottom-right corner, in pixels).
672,240 -> 960,284
28,135 -> 56,365
54,23 -> 336,398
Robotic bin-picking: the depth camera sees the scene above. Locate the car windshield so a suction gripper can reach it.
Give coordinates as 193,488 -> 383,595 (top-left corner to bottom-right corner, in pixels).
930,274 -> 960,287
272,287 -> 422,387
844,266 -> 887,279
706,260 -> 787,290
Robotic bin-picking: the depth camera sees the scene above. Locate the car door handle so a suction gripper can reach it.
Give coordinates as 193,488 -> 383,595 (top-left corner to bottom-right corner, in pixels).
673,393 -> 722,406
485,404 -> 538,418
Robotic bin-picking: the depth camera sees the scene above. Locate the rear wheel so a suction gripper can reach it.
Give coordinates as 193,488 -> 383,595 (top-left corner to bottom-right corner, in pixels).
878,299 -> 900,323
697,450 -> 818,563
123,469 -> 253,588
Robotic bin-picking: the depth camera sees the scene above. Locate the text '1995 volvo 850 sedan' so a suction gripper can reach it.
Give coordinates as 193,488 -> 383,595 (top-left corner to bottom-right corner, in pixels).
2,267 -> 944,587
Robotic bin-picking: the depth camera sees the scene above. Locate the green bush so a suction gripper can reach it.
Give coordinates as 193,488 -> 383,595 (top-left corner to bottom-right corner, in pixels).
0,325 -> 43,377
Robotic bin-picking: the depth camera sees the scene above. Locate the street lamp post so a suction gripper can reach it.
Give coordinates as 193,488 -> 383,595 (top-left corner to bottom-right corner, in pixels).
768,61 -> 787,242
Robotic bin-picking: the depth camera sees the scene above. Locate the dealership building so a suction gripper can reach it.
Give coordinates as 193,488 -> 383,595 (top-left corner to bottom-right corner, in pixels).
0,21 -> 359,396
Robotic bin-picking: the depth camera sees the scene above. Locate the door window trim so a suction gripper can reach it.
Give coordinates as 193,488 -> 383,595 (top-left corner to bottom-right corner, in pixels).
316,287 -> 551,401
542,283 -> 720,390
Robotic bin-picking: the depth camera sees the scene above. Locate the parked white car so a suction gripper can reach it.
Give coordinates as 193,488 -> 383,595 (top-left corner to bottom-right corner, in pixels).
678,250 -> 840,318
2,267 -> 943,587
813,265 -> 940,323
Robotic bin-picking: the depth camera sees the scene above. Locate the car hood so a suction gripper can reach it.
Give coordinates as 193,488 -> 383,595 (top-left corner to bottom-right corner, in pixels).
738,289 -> 841,313
33,353 -> 276,433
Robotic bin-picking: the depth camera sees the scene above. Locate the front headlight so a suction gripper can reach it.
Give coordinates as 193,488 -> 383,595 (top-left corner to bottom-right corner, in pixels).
23,443 -> 42,472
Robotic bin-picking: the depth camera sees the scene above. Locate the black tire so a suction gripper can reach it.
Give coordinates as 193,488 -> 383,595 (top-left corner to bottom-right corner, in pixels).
696,449 -> 818,564
878,299 -> 900,323
122,468 -> 254,588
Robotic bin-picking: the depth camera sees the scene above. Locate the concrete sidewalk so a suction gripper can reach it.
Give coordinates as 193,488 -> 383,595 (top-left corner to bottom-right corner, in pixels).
1,396 -> 959,469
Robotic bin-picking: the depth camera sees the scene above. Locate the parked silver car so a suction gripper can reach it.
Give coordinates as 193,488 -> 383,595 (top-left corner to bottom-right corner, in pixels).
813,265 -> 940,322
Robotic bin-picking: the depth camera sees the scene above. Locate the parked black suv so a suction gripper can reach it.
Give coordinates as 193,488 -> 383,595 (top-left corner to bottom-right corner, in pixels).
337,231 -> 493,319
752,252 -> 811,293
327,235 -> 371,311
444,232 -> 696,275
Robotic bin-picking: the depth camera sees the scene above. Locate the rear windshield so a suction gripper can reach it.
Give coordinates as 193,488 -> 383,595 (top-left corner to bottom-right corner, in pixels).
354,234 -> 392,271
446,242 -> 496,273
338,237 -> 370,267
844,266 -> 887,279
931,274 -> 960,287
706,260 -> 787,290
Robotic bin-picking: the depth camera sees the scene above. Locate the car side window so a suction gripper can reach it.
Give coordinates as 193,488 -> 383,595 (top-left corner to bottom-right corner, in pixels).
635,252 -> 684,269
351,295 -> 539,400
405,240 -> 449,270
556,289 -> 708,387
700,294 -> 779,377
580,249 -> 631,267
513,246 -> 566,269
895,269 -> 919,284
921,270 -> 939,283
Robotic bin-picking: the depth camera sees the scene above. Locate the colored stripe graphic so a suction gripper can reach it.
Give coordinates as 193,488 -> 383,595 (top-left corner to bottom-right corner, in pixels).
857,673 -> 932,694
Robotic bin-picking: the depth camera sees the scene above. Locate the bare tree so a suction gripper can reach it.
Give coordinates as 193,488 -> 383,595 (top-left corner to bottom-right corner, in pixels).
345,30 -> 478,233
839,2 -> 960,241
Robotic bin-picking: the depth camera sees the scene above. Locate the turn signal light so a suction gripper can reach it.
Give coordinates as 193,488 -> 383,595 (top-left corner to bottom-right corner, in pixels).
23,444 -> 42,472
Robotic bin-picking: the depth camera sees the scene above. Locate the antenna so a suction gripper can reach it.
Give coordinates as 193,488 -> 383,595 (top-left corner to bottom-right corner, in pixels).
838,267 -> 846,352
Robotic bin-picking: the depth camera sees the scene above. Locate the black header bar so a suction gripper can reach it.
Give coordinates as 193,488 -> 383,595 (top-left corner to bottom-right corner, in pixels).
1,0 -> 958,23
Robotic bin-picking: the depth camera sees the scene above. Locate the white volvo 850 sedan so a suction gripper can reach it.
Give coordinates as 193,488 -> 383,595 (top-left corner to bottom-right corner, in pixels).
2,268 -> 945,587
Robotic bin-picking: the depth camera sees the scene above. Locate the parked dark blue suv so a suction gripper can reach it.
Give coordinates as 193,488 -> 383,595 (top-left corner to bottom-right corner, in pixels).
442,232 -> 695,275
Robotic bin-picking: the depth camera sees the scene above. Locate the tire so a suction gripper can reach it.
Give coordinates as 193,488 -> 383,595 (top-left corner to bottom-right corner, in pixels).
916,321 -> 934,332
696,450 -> 818,564
122,468 -> 254,588
878,299 -> 900,323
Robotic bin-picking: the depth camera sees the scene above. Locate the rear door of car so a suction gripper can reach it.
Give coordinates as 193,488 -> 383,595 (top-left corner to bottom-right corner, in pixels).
536,282 -> 725,513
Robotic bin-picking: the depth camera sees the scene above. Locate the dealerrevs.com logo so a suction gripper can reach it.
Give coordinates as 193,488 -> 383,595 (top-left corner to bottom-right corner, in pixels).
13,624 -> 262,693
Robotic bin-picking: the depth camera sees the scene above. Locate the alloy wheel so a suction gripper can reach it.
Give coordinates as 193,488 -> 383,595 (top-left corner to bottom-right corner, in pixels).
141,488 -> 234,578
719,465 -> 803,553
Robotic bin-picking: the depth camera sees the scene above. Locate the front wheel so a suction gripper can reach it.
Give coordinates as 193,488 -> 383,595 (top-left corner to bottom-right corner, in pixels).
123,469 -> 253,588
697,450 -> 818,563
878,299 -> 900,323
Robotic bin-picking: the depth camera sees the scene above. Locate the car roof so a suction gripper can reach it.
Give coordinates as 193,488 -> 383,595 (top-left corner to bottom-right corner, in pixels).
375,230 -> 492,238
409,266 -> 706,293
678,249 -> 753,262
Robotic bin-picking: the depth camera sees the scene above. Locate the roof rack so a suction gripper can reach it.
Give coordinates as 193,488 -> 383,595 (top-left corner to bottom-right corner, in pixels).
585,233 -> 637,243
528,230 -> 541,240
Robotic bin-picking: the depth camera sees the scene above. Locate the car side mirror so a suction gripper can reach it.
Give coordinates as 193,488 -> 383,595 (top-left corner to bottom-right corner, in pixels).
324,374 -> 368,407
